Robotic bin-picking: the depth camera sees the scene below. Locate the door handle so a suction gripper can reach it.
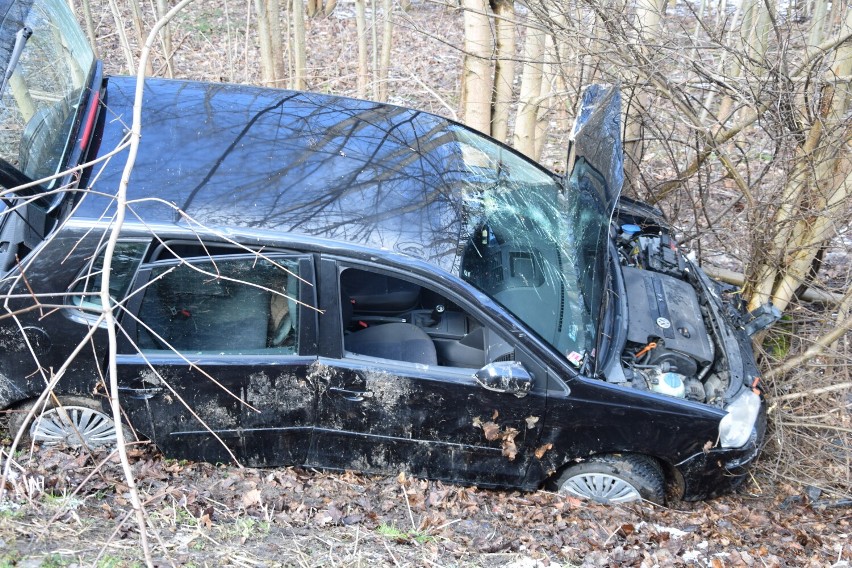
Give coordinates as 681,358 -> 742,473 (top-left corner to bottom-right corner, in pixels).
328,387 -> 373,402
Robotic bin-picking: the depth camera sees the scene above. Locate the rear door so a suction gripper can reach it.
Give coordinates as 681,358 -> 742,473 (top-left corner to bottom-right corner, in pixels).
117,251 -> 318,467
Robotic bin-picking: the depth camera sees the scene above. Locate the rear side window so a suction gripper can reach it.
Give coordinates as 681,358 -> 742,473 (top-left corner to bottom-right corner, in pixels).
70,241 -> 147,311
0,0 -> 95,183
135,256 -> 300,355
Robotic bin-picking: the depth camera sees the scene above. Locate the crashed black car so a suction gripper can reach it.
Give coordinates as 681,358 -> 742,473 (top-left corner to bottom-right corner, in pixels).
0,0 -> 766,504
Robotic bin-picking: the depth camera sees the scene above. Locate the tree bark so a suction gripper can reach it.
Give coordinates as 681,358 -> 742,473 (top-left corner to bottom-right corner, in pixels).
490,0 -> 515,143
460,0 -> 494,134
155,0 -> 173,77
513,23 -> 545,157
355,0 -> 369,98
267,0 -> 286,84
255,0 -> 277,86
107,0 -> 135,74
292,0 -> 307,89
624,0 -> 666,192
377,0 -> 393,102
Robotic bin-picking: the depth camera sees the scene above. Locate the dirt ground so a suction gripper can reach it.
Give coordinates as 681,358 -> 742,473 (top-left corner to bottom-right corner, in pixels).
1,444 -> 850,567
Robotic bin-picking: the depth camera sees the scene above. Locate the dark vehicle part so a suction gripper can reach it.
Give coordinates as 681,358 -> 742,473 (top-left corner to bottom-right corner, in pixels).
744,302 -> 782,336
554,454 -> 665,504
10,396 -> 117,447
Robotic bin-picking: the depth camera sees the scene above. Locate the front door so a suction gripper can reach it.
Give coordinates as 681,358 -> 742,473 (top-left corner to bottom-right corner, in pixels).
117,253 -> 318,467
308,265 -> 547,487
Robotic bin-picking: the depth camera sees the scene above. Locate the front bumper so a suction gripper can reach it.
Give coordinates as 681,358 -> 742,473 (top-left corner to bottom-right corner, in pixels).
675,405 -> 767,501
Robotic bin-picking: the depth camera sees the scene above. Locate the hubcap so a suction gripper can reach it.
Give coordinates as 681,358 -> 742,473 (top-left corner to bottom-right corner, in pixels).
30,406 -> 117,447
561,473 -> 642,503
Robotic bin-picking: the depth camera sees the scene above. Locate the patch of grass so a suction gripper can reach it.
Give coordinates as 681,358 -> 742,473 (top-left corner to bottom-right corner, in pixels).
0,550 -> 22,568
41,554 -> 72,568
42,490 -> 84,510
376,523 -> 434,544
763,314 -> 793,359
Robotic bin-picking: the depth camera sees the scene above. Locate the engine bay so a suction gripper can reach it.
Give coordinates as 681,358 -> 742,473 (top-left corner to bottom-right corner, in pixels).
615,227 -> 735,406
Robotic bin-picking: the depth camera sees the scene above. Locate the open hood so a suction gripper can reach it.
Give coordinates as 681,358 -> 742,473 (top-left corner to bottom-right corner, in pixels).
566,84 -> 625,219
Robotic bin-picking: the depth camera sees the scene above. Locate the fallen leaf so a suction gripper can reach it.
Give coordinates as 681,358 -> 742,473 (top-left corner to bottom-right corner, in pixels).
242,488 -> 262,508
534,443 -> 553,459
472,416 -> 482,428
525,416 -> 539,429
482,421 -> 501,441
501,427 -> 519,461
491,409 -> 499,420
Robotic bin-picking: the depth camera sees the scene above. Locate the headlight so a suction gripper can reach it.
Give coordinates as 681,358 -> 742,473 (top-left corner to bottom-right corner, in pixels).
719,390 -> 761,448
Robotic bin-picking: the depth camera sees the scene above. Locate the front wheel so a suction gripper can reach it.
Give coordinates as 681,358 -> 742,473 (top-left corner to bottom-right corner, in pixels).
9,396 -> 117,448
553,454 -> 665,504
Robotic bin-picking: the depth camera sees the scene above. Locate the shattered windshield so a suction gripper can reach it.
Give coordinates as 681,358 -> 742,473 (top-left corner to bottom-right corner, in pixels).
456,127 -> 605,361
0,0 -> 94,187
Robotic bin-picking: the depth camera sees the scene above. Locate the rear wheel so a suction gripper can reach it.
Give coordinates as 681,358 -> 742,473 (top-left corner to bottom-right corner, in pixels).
554,454 -> 665,504
9,396 -> 117,448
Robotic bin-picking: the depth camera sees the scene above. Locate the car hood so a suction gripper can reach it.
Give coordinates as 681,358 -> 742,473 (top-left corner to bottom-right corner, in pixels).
566,84 -> 624,220
82,77 -> 472,270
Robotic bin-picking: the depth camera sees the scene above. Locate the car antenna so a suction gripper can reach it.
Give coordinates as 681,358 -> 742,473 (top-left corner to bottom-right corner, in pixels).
1,27 -> 33,97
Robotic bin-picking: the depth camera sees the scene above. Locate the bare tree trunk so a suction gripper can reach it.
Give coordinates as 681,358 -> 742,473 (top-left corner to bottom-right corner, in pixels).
371,0 -> 379,99
533,32 -> 555,162
716,0 -> 753,124
807,0 -> 829,53
324,0 -> 338,16
490,0 -> 515,143
255,0 -> 277,86
459,0 -> 493,134
747,7 -> 852,313
377,0 -> 393,102
268,0 -> 286,84
127,0 -> 153,75
623,0 -> 666,191
292,0 -> 307,89
514,23 -> 545,157
155,0 -> 173,77
72,0 -> 100,59
355,0 -> 369,97
307,0 -> 319,17
108,0 -> 135,74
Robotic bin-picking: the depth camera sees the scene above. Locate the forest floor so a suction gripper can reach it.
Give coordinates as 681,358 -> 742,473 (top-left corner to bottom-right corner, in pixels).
1,444 -> 850,567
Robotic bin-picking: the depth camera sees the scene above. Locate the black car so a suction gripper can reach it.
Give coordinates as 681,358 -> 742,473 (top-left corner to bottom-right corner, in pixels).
0,0 -> 767,504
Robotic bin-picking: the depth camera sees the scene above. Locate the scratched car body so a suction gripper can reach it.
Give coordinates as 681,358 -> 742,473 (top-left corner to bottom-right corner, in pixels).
0,0 -> 767,503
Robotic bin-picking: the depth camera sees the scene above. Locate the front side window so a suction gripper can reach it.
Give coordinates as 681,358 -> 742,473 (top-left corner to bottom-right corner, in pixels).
0,0 -> 95,185
136,256 -> 300,354
339,267 -> 513,369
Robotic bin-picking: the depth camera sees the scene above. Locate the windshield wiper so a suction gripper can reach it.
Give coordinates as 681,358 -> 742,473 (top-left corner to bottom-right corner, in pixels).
1,26 -> 33,96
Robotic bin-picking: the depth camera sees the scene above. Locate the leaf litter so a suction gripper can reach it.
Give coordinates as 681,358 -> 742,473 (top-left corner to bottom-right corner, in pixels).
1,444 -> 850,566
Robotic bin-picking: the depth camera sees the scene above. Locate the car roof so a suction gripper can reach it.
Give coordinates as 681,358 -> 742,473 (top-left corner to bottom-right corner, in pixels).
77,77 -> 480,271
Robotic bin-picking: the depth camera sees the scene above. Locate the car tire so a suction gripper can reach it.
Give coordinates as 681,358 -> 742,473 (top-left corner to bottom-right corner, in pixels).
554,454 -> 665,505
9,396 -> 117,448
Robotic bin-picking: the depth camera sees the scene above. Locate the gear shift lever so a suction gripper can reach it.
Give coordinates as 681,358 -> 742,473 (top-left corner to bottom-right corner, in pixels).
428,304 -> 445,327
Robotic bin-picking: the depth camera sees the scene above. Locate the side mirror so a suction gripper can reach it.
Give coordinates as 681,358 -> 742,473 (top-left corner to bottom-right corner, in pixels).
475,362 -> 532,398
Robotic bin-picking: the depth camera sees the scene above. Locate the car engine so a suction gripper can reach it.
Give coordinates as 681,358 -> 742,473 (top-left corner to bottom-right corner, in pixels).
616,226 -> 733,406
